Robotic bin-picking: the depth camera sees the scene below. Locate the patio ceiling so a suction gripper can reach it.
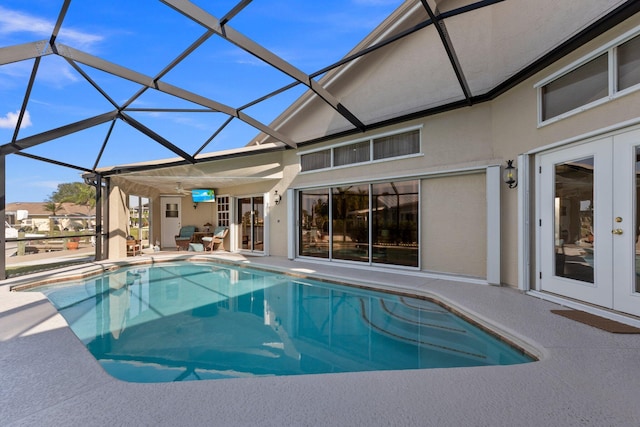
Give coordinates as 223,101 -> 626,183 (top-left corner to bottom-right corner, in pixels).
1,0 -> 638,194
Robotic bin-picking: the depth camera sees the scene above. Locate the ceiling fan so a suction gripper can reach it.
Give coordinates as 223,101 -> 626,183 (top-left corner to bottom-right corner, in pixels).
174,182 -> 191,195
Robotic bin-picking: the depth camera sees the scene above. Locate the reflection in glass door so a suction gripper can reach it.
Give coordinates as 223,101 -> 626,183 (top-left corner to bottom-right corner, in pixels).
238,196 -> 264,253
553,157 -> 595,283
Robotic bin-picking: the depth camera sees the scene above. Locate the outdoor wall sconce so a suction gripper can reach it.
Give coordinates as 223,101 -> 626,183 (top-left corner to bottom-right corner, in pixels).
503,160 -> 517,189
274,190 -> 282,205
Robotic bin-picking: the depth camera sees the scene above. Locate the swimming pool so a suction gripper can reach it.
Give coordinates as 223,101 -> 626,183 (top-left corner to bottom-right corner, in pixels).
27,262 -> 534,382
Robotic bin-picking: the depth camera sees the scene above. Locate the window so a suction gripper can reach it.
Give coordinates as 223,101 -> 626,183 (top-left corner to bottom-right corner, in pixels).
538,31 -> 640,123
299,128 -> 421,172
301,150 -> 330,172
165,203 -> 178,218
217,196 -> 230,227
541,54 -> 608,121
334,141 -> 370,166
618,35 -> 640,91
373,129 -> 420,160
298,180 -> 419,267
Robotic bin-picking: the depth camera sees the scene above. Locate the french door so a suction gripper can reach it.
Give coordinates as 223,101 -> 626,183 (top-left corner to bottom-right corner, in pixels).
537,129 -> 640,317
237,196 -> 264,253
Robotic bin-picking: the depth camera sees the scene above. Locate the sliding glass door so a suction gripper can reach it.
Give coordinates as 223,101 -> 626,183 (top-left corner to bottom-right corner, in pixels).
298,180 -> 419,267
238,196 -> 264,253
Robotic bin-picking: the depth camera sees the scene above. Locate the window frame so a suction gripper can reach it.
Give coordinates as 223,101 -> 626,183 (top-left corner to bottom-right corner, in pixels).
296,178 -> 421,269
298,125 -> 423,173
536,25 -> 640,126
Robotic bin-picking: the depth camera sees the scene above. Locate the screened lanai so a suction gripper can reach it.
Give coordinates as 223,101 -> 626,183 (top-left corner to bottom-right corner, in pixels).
1,0 -> 638,277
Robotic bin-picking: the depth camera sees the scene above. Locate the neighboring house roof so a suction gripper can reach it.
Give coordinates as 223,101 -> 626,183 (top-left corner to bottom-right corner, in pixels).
5,202 -> 95,217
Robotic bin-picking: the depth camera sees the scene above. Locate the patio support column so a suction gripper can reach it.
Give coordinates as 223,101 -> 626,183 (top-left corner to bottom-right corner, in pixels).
0,154 -> 5,280
108,183 -> 127,259
94,174 -> 103,261
487,165 -> 501,285
517,153 -> 530,291
103,177 -> 110,258
287,188 -> 295,260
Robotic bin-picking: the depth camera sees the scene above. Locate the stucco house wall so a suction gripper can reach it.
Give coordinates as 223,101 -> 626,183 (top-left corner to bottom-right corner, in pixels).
108,5 -> 640,292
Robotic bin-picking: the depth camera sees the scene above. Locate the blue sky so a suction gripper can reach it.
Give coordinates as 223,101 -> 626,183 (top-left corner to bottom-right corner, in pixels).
0,0 -> 402,202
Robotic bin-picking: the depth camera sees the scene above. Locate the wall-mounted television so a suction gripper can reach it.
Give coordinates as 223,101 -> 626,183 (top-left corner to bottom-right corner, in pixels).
191,189 -> 215,203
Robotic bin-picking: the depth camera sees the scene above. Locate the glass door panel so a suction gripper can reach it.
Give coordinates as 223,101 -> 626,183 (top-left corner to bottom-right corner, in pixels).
372,181 -> 419,267
332,185 -> 369,262
237,196 -> 264,253
554,158 -> 594,283
254,196 -> 264,252
238,197 -> 252,250
299,189 -> 330,258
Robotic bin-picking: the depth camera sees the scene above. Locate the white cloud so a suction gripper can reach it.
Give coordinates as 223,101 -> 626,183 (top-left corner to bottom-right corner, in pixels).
0,110 -> 32,129
0,6 -> 103,50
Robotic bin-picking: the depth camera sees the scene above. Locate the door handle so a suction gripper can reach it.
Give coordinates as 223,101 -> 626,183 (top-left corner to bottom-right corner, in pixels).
612,228 -> 623,235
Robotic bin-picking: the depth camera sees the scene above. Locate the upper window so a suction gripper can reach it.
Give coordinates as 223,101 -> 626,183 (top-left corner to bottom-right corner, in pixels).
541,54 -> 608,121
300,128 -> 421,172
618,35 -> 640,91
537,31 -> 640,124
301,150 -> 331,172
373,130 -> 420,160
334,140 -> 370,167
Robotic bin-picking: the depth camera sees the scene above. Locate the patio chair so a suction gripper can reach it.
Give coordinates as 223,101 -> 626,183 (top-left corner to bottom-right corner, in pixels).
126,239 -> 141,256
175,225 -> 197,250
203,226 -> 229,252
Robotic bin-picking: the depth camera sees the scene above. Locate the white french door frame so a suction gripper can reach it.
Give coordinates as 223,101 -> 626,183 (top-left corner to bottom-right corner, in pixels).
611,130 -> 640,315
236,193 -> 268,256
536,139 -> 613,307
525,125 -> 640,322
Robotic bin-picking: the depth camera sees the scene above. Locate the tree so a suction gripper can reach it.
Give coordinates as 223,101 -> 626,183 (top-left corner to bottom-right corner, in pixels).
50,182 -> 96,213
43,200 -> 64,233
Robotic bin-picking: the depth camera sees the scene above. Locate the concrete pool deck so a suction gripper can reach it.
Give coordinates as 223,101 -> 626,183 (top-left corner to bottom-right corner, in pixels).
2,253 -> 640,426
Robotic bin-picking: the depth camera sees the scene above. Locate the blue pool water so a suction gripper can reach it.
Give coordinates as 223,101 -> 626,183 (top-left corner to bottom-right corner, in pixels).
30,262 -> 534,382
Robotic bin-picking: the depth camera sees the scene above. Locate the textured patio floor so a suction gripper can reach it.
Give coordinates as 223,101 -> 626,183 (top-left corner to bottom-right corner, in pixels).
2,253 -> 640,426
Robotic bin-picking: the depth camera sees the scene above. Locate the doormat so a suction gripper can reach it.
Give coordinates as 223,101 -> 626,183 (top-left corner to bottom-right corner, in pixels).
550,310 -> 640,334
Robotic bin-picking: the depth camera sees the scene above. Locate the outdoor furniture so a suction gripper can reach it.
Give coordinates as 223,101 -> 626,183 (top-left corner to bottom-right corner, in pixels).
203,226 -> 229,252
175,225 -> 197,250
191,231 -> 214,245
188,243 -> 204,252
127,239 -> 141,256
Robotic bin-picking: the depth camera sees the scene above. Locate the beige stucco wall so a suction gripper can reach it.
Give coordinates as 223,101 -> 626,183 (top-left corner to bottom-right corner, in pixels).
109,11 -> 640,288
422,173 -> 487,277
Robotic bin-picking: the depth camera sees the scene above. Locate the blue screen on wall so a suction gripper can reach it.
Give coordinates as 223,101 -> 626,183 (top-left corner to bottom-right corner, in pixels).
191,189 -> 215,203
